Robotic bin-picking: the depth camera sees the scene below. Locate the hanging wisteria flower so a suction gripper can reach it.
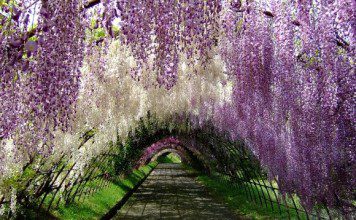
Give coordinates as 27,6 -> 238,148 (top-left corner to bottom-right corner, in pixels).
0,0 -> 355,217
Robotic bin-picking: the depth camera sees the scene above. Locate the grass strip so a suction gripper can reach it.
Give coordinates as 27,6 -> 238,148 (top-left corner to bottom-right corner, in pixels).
49,162 -> 157,220
183,165 -> 307,220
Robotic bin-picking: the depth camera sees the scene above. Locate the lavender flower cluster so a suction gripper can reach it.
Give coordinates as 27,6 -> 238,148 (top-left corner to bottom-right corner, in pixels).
0,0 -> 354,215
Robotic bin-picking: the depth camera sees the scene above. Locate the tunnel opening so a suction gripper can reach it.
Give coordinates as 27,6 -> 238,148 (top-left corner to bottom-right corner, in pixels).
136,136 -> 210,175
153,150 -> 182,164
1,112 -> 351,219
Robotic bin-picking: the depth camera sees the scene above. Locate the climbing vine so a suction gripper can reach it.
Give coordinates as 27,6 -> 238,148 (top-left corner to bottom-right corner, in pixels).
0,0 -> 354,217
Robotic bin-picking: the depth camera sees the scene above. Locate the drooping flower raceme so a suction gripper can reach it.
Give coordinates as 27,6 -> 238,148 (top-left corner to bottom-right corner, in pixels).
0,0 -> 86,157
218,0 -> 355,211
0,0 -> 355,216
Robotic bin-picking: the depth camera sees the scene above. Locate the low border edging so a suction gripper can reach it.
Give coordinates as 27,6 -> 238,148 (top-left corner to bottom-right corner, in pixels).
100,163 -> 158,220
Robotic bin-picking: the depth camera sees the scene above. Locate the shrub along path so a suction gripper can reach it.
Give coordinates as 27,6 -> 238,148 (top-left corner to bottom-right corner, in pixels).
112,163 -> 243,219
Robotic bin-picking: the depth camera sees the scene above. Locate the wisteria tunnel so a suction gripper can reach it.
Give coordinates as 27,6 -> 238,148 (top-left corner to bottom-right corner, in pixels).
0,0 -> 355,219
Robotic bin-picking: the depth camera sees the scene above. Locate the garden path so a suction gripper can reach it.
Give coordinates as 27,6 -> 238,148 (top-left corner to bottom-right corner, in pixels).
113,163 -> 242,219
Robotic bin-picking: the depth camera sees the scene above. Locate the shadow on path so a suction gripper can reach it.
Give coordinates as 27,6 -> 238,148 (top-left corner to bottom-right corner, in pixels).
112,163 -> 244,220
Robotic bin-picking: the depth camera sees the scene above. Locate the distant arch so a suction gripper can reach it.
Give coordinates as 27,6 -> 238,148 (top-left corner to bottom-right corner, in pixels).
150,149 -> 182,162
136,136 -> 210,172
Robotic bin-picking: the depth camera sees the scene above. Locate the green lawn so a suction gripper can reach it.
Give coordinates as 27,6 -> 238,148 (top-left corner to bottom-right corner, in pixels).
156,152 -> 182,164
22,160 -> 310,220
47,162 -> 157,220
184,166 -> 308,220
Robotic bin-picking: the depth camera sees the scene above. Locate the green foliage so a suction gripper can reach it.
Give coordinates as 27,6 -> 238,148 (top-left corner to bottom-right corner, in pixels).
157,153 -> 182,164
111,113 -> 180,176
194,129 -> 264,179
2,166 -> 36,192
86,26 -> 106,44
195,172 -> 308,220
36,162 -> 157,220
93,28 -> 105,39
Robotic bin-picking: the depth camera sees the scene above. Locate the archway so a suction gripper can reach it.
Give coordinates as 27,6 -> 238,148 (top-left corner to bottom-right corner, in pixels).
136,136 -> 209,172
151,149 -> 182,163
